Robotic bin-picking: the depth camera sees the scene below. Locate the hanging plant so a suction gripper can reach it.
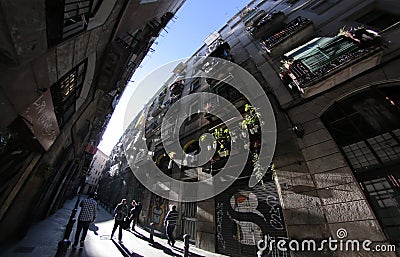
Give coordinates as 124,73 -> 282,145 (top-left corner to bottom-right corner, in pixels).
167,151 -> 176,159
241,104 -> 261,130
212,127 -> 231,157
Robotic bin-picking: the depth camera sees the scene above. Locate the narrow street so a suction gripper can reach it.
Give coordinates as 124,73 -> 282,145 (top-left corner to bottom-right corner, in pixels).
0,197 -> 225,257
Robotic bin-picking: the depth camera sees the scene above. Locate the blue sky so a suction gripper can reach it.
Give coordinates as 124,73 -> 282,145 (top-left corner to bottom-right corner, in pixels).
98,0 -> 250,155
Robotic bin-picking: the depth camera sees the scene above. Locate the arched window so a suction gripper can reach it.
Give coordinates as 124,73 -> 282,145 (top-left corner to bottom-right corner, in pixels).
322,85 -> 400,246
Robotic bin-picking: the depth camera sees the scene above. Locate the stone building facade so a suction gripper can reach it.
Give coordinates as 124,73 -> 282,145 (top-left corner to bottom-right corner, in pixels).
83,149 -> 109,194
104,0 -> 400,256
0,0 -> 184,243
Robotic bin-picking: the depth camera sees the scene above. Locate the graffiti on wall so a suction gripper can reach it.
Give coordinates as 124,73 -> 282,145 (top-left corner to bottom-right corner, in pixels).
216,180 -> 289,257
150,194 -> 168,229
216,202 -> 226,249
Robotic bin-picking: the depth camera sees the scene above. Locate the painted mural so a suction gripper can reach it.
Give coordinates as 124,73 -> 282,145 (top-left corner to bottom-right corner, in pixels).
149,194 -> 168,230
216,178 -> 289,257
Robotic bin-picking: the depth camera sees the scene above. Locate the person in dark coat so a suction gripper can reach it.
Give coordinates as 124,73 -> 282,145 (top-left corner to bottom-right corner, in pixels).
111,199 -> 128,243
129,200 -> 137,230
130,201 -> 142,231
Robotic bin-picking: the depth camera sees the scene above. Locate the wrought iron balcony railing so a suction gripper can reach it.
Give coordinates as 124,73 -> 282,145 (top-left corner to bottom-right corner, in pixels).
201,39 -> 233,73
63,0 -> 93,38
46,0 -> 93,46
169,80 -> 184,95
262,16 -> 314,58
247,11 -> 285,39
212,82 -> 243,105
243,9 -> 266,27
280,28 -> 384,98
116,12 -> 173,53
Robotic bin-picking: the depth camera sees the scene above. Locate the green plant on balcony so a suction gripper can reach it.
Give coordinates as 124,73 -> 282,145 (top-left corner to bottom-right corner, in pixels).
241,104 -> 261,134
200,128 -> 231,157
167,151 -> 176,159
213,127 -> 231,157
241,7 -> 254,18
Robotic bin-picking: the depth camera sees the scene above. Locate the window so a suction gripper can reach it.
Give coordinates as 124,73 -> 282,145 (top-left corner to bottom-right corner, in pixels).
322,86 -> 400,244
364,178 -> 397,208
63,0 -> 93,39
46,0 -> 94,46
356,10 -> 400,31
51,60 -> 87,126
189,79 -> 201,93
342,141 -> 379,170
322,86 -> 400,169
305,0 -> 341,15
188,101 -> 200,121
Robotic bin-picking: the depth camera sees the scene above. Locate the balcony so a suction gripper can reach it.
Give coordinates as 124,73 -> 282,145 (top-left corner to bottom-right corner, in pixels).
169,80 -> 184,95
116,29 -> 143,50
165,80 -> 184,107
247,11 -> 285,39
242,9 -> 267,27
145,119 -> 158,137
280,28 -> 384,98
46,0 -> 94,46
151,105 -> 163,117
159,87 -> 168,100
262,16 -> 314,58
201,39 -> 233,73
212,82 -> 244,107
116,12 -> 173,54
157,119 -> 175,146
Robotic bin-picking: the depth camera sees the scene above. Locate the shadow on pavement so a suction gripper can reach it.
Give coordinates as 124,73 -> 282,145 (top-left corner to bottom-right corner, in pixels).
66,248 -> 84,257
130,230 -> 149,241
149,241 -> 181,257
89,224 -> 99,235
112,239 -> 144,257
127,230 -> 204,257
54,242 -> 87,257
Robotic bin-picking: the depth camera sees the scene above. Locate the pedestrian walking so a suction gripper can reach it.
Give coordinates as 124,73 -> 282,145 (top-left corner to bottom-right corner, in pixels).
129,200 -> 137,230
164,205 -> 179,247
130,201 -> 142,231
111,199 -> 128,243
72,193 -> 97,248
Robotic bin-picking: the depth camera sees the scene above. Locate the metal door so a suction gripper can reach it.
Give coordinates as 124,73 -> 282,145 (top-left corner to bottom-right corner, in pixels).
181,202 -> 197,242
